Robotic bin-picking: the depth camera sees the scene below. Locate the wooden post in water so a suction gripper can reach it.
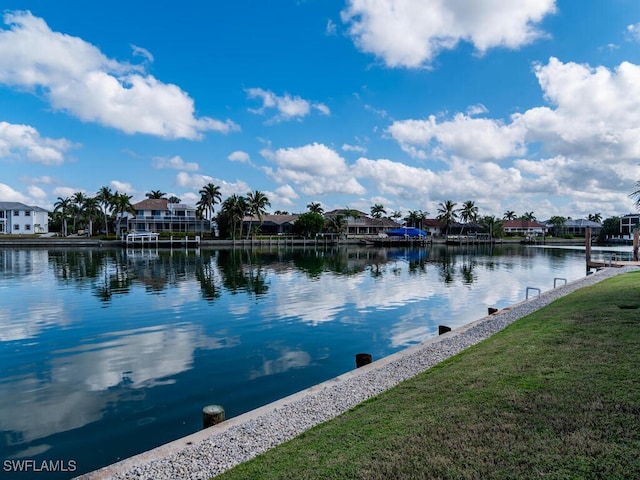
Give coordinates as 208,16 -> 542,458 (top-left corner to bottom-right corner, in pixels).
202,405 -> 225,429
585,227 -> 592,266
355,353 -> 372,368
634,229 -> 639,262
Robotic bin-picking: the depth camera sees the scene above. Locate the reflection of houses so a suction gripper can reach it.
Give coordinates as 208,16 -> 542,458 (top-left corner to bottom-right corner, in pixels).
119,199 -> 210,234
620,214 -> 640,239
324,209 -> 401,236
503,220 -> 548,236
0,201 -> 49,234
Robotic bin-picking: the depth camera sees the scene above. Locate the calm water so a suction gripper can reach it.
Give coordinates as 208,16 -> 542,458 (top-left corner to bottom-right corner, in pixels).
0,244 -> 621,477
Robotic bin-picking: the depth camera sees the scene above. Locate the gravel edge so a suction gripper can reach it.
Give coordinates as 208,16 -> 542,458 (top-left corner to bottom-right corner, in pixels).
78,266 -> 637,480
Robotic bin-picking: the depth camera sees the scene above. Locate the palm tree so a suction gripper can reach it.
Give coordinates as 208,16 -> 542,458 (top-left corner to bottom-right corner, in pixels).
521,211 -> 537,222
83,197 -> 100,236
370,203 -> 386,219
459,200 -> 479,235
145,190 -> 166,199
390,210 -> 403,222
168,195 -> 181,204
549,216 -> 567,237
588,213 -> 602,223
112,192 -> 135,234
307,202 -> 324,215
630,180 -> 640,209
503,210 -> 517,221
197,183 -> 222,222
246,190 -> 271,238
481,215 -> 505,240
72,191 -> 87,234
53,196 -> 72,237
437,200 -> 458,238
219,194 -> 248,239
96,186 -> 113,236
325,215 -> 347,238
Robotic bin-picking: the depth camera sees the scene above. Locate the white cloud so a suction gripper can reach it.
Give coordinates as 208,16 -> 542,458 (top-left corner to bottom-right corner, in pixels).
228,151 -> 250,163
342,143 -> 367,153
152,155 -> 199,171
246,87 -> 330,122
0,121 -> 75,165
341,0 -> 556,68
0,11 -> 239,139
326,19 -> 337,36
175,172 -> 250,198
109,180 -> 135,194
262,143 -> 366,196
625,23 -> 640,42
0,183 -> 29,202
131,44 -> 154,62
515,57 -> 640,161
387,114 -> 526,161
27,185 -> 47,199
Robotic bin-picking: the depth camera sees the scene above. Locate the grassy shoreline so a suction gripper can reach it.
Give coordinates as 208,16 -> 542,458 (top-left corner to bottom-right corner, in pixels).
215,272 -> 640,479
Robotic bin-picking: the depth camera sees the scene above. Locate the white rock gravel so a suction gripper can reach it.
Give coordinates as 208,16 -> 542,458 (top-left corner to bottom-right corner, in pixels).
77,266 -> 637,480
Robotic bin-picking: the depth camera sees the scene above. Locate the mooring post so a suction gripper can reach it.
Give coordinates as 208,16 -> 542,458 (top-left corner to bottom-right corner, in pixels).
438,325 -> 452,335
202,404 -> 225,429
585,227 -> 592,265
634,229 -> 639,262
356,353 -> 373,368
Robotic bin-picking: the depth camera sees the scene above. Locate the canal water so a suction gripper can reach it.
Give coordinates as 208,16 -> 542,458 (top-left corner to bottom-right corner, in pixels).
0,244 -> 624,477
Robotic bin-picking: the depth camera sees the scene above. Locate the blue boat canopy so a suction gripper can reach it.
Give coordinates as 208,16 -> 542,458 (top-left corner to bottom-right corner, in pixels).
386,227 -> 428,237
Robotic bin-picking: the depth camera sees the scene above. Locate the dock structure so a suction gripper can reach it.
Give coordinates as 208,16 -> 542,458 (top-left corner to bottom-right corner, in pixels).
122,231 -> 201,248
124,231 -> 159,247
586,228 -> 640,269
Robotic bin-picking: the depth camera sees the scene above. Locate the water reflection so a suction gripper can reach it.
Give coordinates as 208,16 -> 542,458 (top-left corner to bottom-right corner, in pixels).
0,244 -> 599,477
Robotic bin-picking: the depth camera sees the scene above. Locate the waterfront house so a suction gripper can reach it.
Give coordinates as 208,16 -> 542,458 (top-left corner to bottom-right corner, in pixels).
324,209 -> 401,237
242,214 -> 300,236
0,202 -> 49,235
562,218 -> 602,237
620,214 -> 640,239
503,220 -> 548,237
118,199 -> 210,235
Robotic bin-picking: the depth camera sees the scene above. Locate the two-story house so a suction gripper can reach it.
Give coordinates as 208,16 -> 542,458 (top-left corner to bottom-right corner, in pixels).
118,199 -> 210,235
0,202 -> 49,235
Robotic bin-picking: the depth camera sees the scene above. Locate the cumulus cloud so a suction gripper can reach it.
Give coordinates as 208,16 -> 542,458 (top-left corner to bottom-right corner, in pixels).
261,143 -> 366,196
175,172 -> 250,198
625,23 -> 640,42
0,11 -> 239,139
0,121 -> 75,165
109,180 -> 135,194
246,88 -> 330,123
380,57 -> 640,217
341,0 -> 556,68
0,183 -> 29,202
152,155 -> 199,171
228,151 -> 250,163
342,143 -> 367,153
387,114 -> 526,161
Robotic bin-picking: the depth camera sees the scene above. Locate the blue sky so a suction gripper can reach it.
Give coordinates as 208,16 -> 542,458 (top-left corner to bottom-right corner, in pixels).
1,0 -> 640,220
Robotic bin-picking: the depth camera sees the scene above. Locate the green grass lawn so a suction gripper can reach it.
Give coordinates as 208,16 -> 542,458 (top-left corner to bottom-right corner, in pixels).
215,271 -> 640,479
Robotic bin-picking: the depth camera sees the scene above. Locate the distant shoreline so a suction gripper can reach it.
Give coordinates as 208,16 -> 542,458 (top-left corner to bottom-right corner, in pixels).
0,236 -> 589,248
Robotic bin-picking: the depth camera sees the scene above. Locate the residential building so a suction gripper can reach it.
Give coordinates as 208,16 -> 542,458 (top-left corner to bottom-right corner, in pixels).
503,220 -> 548,236
561,218 -> 602,237
620,214 -> 640,239
323,209 -> 401,236
242,214 -> 299,236
0,202 -> 49,234
118,199 -> 210,234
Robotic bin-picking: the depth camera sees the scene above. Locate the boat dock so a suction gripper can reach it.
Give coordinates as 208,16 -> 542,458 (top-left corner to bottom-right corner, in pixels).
122,231 -> 201,248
